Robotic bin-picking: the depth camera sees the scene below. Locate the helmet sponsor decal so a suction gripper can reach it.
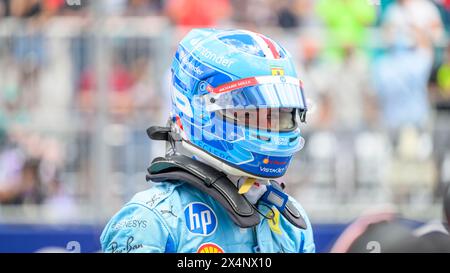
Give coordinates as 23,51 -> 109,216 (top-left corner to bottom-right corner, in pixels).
259,166 -> 286,175
206,77 -> 258,94
205,75 -> 299,94
184,202 -> 218,236
195,44 -> 235,68
271,67 -> 284,76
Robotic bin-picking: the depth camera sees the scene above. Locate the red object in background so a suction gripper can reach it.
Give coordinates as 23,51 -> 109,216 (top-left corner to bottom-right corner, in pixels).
445,0 -> 450,10
79,65 -> 134,94
165,0 -> 231,27
44,0 -> 65,12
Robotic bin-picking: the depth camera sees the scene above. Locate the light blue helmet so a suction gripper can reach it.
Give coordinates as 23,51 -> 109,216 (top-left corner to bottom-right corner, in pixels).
170,28 -> 307,179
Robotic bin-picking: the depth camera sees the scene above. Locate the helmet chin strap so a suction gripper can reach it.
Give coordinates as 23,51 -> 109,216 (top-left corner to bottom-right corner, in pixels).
228,175 -> 269,205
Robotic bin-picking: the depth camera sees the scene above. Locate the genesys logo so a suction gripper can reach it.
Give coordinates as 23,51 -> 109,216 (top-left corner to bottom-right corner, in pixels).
197,243 -> 224,253
111,218 -> 148,231
184,202 -> 217,236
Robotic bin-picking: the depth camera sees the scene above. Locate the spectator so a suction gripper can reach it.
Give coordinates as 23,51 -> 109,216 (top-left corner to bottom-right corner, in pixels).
296,34 -> 333,130
373,27 -> 433,132
0,157 -> 45,205
0,140 -> 25,204
0,131 -> 68,205
377,0 -> 441,134
273,0 -> 321,30
276,0 -> 299,29
430,45 -> 450,196
78,53 -> 134,117
297,32 -> 376,131
316,0 -> 376,60
9,0 -> 42,17
326,46 -> 376,131
230,0 -> 274,29
383,0 -> 444,47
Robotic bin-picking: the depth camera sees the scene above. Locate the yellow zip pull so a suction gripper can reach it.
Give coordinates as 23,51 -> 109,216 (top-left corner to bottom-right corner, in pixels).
238,177 -> 256,194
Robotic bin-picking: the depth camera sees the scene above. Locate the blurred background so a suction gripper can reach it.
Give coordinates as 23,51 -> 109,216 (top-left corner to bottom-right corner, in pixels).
0,0 -> 449,252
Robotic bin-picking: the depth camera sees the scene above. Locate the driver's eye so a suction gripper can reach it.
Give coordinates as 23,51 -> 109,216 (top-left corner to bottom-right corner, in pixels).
218,108 -> 296,131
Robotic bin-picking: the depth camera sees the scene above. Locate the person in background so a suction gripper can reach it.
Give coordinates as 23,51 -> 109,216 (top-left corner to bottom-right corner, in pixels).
373,25 -> 433,134
430,45 -> 450,198
316,0 -> 376,60
383,0 -> 444,50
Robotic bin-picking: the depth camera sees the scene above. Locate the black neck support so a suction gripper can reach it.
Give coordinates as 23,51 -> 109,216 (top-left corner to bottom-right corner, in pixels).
146,150 -> 307,229
146,126 -> 307,229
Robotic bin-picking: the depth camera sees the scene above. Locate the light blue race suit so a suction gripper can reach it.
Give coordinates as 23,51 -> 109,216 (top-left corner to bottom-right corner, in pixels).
100,181 -> 315,253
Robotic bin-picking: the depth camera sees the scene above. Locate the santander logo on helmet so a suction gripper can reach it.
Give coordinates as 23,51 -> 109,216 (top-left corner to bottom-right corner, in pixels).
170,28 -> 308,179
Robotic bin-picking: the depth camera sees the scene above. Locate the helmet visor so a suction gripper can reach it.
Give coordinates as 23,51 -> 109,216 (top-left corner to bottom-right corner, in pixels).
200,75 -> 307,112
216,107 -> 297,132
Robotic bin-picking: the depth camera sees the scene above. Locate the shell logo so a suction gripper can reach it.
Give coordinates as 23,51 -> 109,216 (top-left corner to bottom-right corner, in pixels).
196,243 -> 224,253
263,158 -> 269,164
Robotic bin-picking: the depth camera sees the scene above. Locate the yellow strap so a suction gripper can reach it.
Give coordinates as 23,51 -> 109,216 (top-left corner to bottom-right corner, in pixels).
238,178 -> 256,194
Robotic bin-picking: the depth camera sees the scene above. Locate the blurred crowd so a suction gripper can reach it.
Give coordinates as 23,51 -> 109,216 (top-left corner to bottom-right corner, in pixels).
0,0 -> 450,222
